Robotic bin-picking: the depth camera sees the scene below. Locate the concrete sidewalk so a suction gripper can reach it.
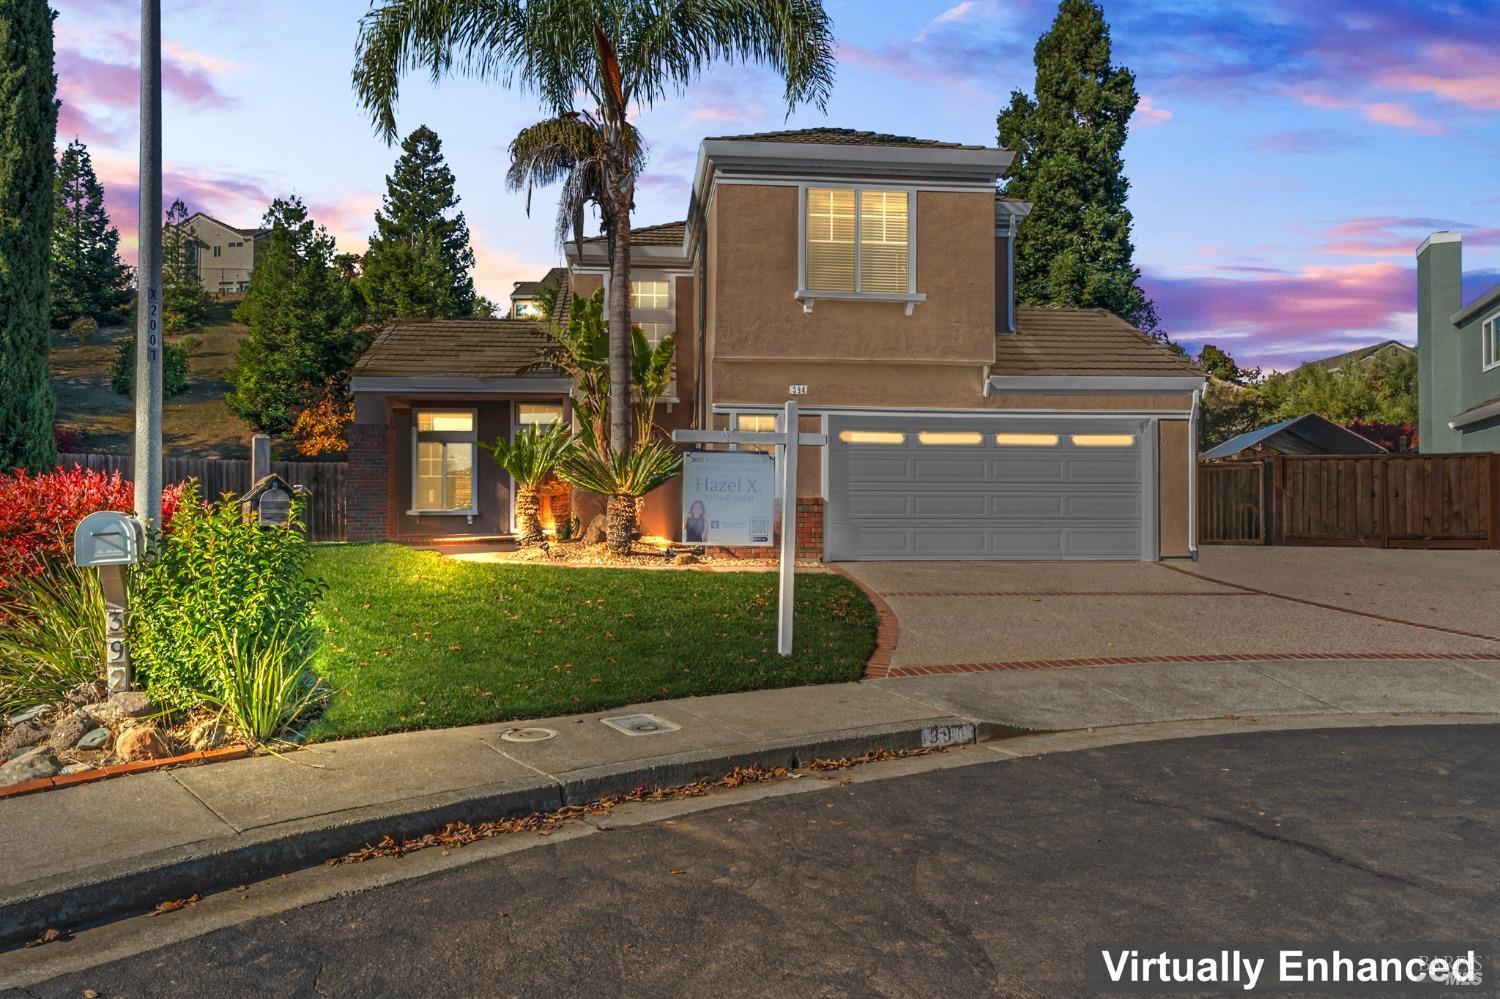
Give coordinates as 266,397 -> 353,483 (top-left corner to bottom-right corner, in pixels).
6,656 -> 1500,946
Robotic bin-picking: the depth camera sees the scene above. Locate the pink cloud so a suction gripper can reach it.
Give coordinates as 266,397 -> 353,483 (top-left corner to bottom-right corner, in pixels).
1135,95 -> 1172,127
1374,43 -> 1500,112
1143,261 -> 1418,368
1290,88 -> 1440,134
1310,217 -> 1500,258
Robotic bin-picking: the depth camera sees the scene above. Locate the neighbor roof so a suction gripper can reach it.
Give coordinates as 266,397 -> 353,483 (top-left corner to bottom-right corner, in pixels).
707,127 -> 981,150
352,319 -> 557,379
581,220 -> 687,247
1201,413 -> 1386,461
994,308 -> 1203,378
1301,339 -> 1414,371
510,266 -> 567,300
178,211 -> 266,240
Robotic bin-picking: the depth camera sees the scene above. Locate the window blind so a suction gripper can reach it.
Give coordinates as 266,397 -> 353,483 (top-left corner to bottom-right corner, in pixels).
806,188 -> 910,294
806,188 -> 856,291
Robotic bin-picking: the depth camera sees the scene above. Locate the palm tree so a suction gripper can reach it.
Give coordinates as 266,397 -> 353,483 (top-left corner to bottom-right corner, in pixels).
481,422 -> 572,546
353,0 -> 836,458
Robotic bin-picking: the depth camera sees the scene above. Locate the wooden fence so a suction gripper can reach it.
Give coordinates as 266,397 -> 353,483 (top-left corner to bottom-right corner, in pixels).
58,453 -> 347,542
1199,453 -> 1500,549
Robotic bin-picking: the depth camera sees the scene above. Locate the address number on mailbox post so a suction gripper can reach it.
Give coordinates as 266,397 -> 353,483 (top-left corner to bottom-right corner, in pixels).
74,511 -> 145,693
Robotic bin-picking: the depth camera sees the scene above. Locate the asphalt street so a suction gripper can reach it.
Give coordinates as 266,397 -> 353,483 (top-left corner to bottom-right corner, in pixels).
12,724 -> 1500,997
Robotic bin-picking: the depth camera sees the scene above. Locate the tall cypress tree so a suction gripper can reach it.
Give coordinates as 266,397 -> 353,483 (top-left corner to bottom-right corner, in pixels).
50,138 -> 130,327
358,125 -> 476,322
998,0 -> 1159,334
0,0 -> 59,472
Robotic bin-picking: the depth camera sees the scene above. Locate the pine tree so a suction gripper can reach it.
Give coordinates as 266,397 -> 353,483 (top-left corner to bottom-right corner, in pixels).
0,0 -> 59,472
998,0 -> 1159,334
161,199 -> 211,333
227,197 -> 366,435
358,125 -> 476,322
50,139 -> 130,327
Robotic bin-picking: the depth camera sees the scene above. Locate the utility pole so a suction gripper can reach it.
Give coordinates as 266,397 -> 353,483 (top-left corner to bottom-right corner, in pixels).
133,0 -> 164,528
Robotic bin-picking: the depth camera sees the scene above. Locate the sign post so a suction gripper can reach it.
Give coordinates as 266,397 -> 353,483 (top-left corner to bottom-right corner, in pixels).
673,400 -> 827,656
74,512 -> 146,693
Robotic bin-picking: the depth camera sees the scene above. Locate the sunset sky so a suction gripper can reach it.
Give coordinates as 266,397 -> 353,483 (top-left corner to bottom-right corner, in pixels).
54,0 -> 1500,369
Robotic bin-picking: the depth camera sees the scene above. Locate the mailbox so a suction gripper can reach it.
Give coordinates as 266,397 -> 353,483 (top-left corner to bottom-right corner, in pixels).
74,511 -> 145,567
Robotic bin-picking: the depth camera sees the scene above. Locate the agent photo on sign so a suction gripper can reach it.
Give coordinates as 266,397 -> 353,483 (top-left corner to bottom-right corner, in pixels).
684,499 -> 708,542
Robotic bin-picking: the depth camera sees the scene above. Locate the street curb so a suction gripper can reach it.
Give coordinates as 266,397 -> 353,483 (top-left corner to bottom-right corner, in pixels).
0,715 -> 1022,949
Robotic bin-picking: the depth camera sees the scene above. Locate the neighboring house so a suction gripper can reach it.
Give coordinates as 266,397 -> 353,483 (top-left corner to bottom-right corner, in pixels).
1200,414 -> 1386,461
509,267 -> 567,319
1417,232 -> 1500,453
1301,340 -> 1415,373
173,212 -> 267,294
347,127 -> 1205,560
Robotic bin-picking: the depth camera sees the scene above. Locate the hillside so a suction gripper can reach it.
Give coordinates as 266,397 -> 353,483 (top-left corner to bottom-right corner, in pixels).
49,302 -> 262,459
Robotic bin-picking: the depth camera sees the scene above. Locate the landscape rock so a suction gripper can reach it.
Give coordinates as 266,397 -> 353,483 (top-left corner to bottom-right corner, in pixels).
89,691 -> 155,725
47,711 -> 92,753
0,720 -> 49,757
0,747 -> 61,785
76,728 -> 111,751
115,725 -> 169,762
672,553 -> 700,566
64,680 -> 108,708
187,718 -> 230,752
583,514 -> 608,545
5,704 -> 49,726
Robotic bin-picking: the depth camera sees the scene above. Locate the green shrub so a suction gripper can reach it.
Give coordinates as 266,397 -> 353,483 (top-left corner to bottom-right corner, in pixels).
199,625 -> 322,744
69,316 -> 99,344
112,337 -> 190,397
0,559 -> 105,713
129,482 -> 323,704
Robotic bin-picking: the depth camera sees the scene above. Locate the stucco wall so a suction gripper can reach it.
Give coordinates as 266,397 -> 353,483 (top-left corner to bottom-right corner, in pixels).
1157,419 -> 1191,557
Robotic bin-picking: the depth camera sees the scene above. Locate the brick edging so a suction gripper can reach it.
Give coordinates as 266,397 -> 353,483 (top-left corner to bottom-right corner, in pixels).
827,565 -> 900,678
0,745 -> 252,801
881,651 -> 1500,679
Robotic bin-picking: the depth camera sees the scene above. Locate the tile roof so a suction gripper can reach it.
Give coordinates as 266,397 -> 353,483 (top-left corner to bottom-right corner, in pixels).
510,266 -> 567,299
352,319 -> 559,379
708,127 -> 981,150
581,220 -> 687,247
996,307 -> 1203,378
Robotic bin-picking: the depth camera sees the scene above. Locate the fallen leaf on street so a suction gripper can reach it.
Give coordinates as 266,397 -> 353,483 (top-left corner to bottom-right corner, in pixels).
150,894 -> 200,916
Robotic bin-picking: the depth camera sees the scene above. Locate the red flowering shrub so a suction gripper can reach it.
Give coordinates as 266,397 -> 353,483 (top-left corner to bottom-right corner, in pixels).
0,467 -> 187,586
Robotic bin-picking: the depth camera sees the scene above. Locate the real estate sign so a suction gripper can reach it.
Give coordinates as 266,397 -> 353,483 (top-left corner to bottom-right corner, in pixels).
682,451 -> 775,546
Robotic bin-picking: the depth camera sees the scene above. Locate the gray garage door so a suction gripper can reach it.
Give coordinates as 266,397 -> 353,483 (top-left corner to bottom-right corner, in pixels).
825,416 -> 1155,561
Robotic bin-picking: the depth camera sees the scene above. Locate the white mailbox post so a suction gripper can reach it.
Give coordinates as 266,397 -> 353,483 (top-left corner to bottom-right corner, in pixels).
673,400 -> 827,656
74,511 -> 146,693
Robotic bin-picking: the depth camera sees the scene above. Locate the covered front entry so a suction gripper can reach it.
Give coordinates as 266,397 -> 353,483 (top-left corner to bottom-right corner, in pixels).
825,414 -> 1157,561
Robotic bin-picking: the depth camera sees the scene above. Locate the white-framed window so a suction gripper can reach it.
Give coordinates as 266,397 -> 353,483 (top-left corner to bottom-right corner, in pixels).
412,409 -> 477,514
1483,315 -> 1500,371
515,402 -> 564,431
212,245 -> 221,257
803,187 -> 913,295
513,299 -> 544,318
630,280 -> 671,310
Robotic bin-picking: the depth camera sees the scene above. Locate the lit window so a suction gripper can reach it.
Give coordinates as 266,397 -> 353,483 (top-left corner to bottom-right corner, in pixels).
1071,434 -> 1136,447
635,322 -> 672,348
917,431 -> 982,445
805,188 -> 911,294
738,415 -> 779,433
1484,316 -> 1500,370
517,403 -> 564,428
514,300 -> 543,318
413,409 -> 477,513
630,280 -> 670,310
839,430 -> 905,444
996,433 -> 1060,447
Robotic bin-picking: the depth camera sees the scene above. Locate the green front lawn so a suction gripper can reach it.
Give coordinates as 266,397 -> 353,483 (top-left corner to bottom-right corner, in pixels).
306,545 -> 877,740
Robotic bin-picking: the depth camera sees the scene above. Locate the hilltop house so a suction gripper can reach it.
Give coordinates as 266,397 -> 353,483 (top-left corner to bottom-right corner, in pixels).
1417,232 -> 1500,453
509,267 -> 567,318
172,212 -> 267,295
347,128 -> 1205,560
1302,340 -> 1414,373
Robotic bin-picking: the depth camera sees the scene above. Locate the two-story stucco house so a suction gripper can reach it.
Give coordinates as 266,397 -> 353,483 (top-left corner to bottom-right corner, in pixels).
174,212 -> 267,295
347,128 -> 1205,561
1417,232 -> 1500,453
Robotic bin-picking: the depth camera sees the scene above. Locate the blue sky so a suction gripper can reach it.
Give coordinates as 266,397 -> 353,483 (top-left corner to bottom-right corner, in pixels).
55,0 -> 1500,369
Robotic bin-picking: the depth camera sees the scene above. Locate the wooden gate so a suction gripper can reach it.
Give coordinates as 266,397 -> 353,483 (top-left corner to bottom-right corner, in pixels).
57,453 -> 348,542
1199,453 -> 1500,549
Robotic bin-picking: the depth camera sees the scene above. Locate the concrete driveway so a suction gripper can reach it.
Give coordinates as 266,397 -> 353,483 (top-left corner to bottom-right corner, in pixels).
841,547 -> 1500,670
